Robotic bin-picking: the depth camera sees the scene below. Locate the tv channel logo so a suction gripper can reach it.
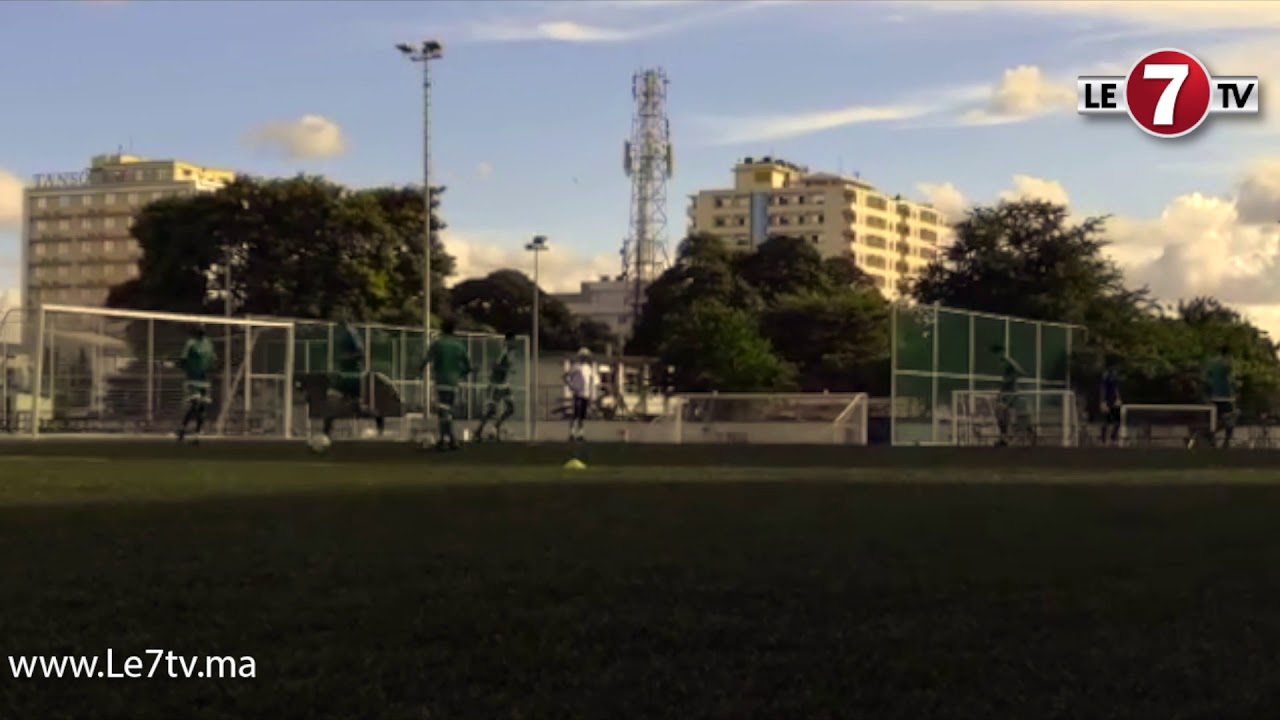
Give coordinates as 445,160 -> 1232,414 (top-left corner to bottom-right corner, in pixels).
1077,48 -> 1259,138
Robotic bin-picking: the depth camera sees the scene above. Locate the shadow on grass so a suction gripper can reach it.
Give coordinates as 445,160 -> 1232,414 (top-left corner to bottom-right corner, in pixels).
5,477 -> 1280,718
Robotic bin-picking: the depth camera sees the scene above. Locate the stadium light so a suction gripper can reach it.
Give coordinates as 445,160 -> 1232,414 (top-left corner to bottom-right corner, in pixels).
525,235 -> 550,440
397,39 -> 443,410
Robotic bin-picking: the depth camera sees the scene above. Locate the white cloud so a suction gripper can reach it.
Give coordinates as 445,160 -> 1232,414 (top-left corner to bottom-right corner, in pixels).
956,65 -> 1076,126
475,161 -> 493,179
908,0 -> 1280,31
245,115 -> 347,161
916,181 -> 969,221
695,103 -> 931,145
444,230 -> 617,293
998,175 -> 1071,206
0,170 -> 23,229
461,1 -> 770,44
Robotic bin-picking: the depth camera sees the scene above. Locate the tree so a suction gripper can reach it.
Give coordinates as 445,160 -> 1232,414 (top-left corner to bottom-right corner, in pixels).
108,176 -> 454,326
762,288 -> 890,393
450,270 -> 615,352
737,235 -> 827,302
912,199 -> 1147,330
658,301 -> 795,392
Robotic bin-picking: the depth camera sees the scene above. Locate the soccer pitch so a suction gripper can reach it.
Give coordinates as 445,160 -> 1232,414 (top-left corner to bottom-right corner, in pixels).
5,442 -> 1280,718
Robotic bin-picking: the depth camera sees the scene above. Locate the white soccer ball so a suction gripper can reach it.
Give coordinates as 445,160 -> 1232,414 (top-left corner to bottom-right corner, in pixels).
308,434 -> 332,454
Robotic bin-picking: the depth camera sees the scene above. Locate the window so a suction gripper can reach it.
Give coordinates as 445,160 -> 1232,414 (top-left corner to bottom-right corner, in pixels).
920,248 -> 936,260
713,197 -> 726,209
812,194 -> 825,205
58,219 -> 70,231
56,265 -> 69,278
104,217 -> 117,230
36,197 -> 48,209
865,215 -> 888,230
776,196 -> 790,206
80,241 -> 92,254
865,235 -> 887,249
865,194 -> 888,211
796,195 -> 806,205
58,196 -> 70,208
919,228 -> 938,243
865,255 -> 887,269
713,217 -> 726,227
104,193 -> 116,206
151,191 -> 164,201
810,236 -> 820,244
734,216 -> 746,227
126,264 -> 140,279
34,220 -> 47,233
34,243 -> 46,258
127,192 -> 139,204
920,210 -> 939,225
56,242 -> 68,256
817,214 -> 825,224
80,218 -> 92,230
134,170 -> 146,182
80,195 -> 93,207
104,240 -> 118,253
126,217 -> 135,229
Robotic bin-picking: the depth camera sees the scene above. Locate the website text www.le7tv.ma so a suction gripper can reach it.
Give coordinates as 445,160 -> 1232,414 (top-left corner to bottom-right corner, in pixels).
9,649 -> 256,679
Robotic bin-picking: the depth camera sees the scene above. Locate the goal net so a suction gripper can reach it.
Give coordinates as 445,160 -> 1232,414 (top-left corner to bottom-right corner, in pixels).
1119,404 -> 1216,448
31,304 -> 296,437
952,389 -> 1079,447
661,392 -> 869,445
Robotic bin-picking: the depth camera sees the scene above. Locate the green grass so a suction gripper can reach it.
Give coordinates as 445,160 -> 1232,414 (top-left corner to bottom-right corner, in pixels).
5,449 -> 1280,718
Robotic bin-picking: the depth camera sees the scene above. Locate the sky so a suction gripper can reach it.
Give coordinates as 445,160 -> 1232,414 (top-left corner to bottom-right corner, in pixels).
2,0 -> 1280,331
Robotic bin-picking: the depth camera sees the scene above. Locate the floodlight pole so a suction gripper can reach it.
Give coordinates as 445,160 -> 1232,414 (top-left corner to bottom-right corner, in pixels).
398,39 -> 443,409
526,236 -> 549,442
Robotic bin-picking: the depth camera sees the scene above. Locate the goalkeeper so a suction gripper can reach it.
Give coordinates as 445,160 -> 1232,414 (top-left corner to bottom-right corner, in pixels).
176,325 -> 216,443
421,317 -> 473,451
323,322 -> 385,439
475,332 -> 518,441
992,344 -> 1027,447
1099,356 -> 1123,446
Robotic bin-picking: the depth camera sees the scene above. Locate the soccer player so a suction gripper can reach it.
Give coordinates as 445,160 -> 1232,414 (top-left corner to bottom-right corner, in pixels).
323,322 -> 385,440
992,343 -> 1026,447
564,347 -> 596,442
475,332 -> 518,441
422,317 -> 473,451
1203,345 -> 1238,448
176,325 -> 216,443
1099,356 -> 1123,446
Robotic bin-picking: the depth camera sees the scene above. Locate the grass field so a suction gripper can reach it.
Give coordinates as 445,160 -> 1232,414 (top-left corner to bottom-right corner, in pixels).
5,441 -> 1280,718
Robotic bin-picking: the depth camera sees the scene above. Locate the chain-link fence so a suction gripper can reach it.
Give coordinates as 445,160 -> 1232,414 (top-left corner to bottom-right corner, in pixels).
891,303 -> 1086,445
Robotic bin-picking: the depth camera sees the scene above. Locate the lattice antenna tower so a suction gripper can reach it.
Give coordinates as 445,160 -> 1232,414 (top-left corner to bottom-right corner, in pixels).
621,68 -> 673,338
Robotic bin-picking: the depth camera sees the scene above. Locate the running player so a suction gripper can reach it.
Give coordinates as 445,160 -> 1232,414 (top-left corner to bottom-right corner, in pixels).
564,348 -> 596,442
1099,355 -> 1123,446
323,322 -> 385,439
177,325 -> 216,443
992,344 -> 1027,447
422,317 -> 473,451
475,332 -> 518,441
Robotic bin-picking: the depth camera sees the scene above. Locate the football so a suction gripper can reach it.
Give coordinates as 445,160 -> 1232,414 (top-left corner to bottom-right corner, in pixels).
308,434 -> 332,454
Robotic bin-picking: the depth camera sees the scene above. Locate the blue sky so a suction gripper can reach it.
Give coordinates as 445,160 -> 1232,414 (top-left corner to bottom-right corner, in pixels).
2,0 -> 1279,323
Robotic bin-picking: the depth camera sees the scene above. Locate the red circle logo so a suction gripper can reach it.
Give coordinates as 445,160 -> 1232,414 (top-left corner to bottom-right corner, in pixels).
1124,48 -> 1212,138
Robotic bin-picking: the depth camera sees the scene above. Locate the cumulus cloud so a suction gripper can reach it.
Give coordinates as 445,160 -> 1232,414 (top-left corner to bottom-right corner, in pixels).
916,181 -> 969,221
695,103 -> 931,145
461,1 -> 771,44
957,65 -> 1075,126
931,162 -> 1280,334
245,115 -> 347,161
0,170 -> 23,229
444,230 -> 617,293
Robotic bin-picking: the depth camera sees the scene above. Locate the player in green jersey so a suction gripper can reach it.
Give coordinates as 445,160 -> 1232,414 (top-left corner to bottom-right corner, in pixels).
421,317 -> 473,451
992,344 -> 1028,447
177,325 -> 217,443
322,322 -> 385,439
1196,345 -> 1238,449
475,332 -> 518,441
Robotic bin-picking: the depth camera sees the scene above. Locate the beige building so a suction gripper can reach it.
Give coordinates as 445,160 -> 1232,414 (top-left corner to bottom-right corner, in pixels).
21,153 -> 235,309
688,157 -> 946,297
555,276 -> 634,341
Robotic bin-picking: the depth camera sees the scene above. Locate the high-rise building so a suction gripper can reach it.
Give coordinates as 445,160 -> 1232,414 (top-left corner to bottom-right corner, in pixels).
21,153 -> 235,308
687,157 -> 946,297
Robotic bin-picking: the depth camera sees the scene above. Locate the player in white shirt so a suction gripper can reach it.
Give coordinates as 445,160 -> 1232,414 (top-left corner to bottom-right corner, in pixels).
564,348 -> 596,442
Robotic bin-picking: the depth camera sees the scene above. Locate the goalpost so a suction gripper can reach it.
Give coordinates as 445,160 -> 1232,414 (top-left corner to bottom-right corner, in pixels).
952,389 -> 1079,447
31,304 -> 296,438
663,392 -> 869,445
1119,404 -> 1216,448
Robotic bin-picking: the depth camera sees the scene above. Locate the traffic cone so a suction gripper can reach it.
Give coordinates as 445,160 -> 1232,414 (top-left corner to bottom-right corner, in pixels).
563,458 -> 587,470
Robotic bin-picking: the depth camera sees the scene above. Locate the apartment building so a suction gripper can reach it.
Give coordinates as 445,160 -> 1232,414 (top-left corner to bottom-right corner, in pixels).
21,153 -> 235,309
687,157 -> 946,297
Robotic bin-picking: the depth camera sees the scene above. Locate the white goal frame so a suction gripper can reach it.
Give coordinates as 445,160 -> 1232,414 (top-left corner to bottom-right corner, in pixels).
666,392 -> 869,445
1119,403 -> 1216,447
951,389 -> 1078,447
31,304 -> 297,439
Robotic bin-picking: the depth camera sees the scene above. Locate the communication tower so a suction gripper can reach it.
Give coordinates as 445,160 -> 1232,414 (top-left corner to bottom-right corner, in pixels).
621,68 -> 673,339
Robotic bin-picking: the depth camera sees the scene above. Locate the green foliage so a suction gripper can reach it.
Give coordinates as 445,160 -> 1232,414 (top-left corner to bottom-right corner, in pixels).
659,301 -> 796,392
450,270 -> 615,352
108,175 -> 454,326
